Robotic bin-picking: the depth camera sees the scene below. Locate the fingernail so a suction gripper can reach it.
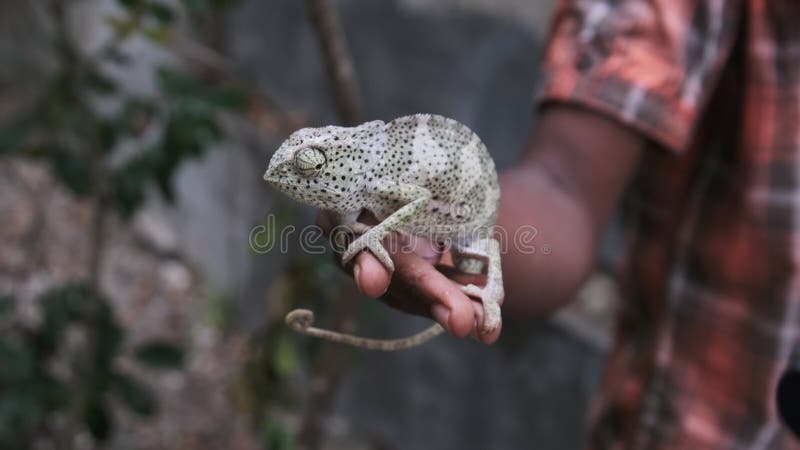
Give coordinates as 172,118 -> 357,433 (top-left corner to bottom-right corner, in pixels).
431,304 -> 450,332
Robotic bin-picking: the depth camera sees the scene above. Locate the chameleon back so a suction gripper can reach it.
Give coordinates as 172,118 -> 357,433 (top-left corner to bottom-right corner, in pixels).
370,114 -> 499,241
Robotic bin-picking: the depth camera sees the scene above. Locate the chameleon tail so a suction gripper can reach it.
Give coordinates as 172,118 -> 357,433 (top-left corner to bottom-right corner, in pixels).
285,309 -> 445,351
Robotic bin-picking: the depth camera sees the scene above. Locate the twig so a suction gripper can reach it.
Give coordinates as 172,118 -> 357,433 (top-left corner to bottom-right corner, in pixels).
306,0 -> 364,126
297,1 -> 366,449
50,1 -> 112,447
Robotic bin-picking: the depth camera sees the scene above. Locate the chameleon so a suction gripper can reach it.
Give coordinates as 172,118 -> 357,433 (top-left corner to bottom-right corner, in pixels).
263,114 -> 504,350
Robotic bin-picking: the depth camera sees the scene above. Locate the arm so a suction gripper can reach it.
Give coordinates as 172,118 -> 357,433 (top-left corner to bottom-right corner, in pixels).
338,0 -> 742,342
499,104 -> 643,317
343,103 -> 644,343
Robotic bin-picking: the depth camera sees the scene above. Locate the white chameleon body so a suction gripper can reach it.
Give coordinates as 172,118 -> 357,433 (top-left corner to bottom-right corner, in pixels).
265,114 -> 504,350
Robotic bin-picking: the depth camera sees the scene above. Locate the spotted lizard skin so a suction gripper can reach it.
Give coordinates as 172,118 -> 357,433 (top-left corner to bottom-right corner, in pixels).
264,114 -> 504,350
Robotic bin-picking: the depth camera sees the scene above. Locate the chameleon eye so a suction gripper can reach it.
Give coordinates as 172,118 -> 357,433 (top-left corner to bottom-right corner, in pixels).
293,147 -> 326,177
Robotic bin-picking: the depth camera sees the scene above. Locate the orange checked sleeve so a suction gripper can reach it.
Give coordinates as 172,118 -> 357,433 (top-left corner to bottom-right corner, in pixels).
537,0 -> 742,153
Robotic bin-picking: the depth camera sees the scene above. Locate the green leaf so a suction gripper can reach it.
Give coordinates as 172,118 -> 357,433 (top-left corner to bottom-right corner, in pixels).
146,2 -> 176,24
0,339 -> 34,383
180,0 -> 210,13
38,282 -> 97,321
84,401 -> 112,440
111,175 -> 146,217
116,0 -> 145,8
0,390 -> 44,447
0,116 -> 33,155
210,87 -> 248,111
49,147 -> 93,196
37,282 -> 106,356
97,119 -> 118,150
274,334 -> 297,377
34,374 -> 72,411
181,0 -> 240,13
38,285 -> 83,355
92,304 -> 124,374
133,341 -> 185,369
110,150 -> 156,218
142,25 -> 174,44
263,420 -> 297,450
156,67 -> 204,98
111,373 -> 157,416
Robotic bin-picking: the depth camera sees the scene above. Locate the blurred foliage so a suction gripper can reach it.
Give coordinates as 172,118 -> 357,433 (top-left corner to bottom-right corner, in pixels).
234,202 -> 346,448
0,283 -> 184,448
0,0 -> 244,446
0,0 -> 246,217
262,419 -> 298,450
3,0 -> 360,447
234,252 -> 341,413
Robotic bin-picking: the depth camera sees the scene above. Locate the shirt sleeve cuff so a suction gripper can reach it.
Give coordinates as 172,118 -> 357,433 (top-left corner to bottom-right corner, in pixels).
536,67 -> 696,154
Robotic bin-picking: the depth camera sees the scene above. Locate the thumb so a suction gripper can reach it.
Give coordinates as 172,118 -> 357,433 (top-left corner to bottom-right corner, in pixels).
353,252 -> 391,298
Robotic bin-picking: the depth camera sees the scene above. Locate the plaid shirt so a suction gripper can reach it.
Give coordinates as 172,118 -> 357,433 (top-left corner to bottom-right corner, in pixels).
538,1 -> 800,449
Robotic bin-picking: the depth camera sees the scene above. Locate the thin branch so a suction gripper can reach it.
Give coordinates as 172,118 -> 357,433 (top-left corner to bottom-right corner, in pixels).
306,0 -> 364,126
50,3 -> 111,447
297,1 -> 366,449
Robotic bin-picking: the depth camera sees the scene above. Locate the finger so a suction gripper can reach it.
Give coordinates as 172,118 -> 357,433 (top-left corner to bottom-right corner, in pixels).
470,300 -> 502,344
391,251 -> 476,337
353,251 -> 391,298
352,232 -> 442,299
480,321 -> 503,344
435,264 -> 487,287
381,289 -> 436,318
388,232 -> 441,263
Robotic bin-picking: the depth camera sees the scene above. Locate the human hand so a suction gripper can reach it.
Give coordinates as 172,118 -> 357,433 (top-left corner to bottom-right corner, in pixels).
316,211 -> 503,344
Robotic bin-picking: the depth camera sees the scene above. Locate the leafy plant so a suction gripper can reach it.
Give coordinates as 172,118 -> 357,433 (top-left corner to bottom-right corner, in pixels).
0,284 -> 184,448
0,0 -> 245,446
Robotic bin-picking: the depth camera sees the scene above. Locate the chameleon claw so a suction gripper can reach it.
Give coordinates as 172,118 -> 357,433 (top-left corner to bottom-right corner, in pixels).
461,282 -> 503,334
342,232 -> 395,273
461,284 -> 483,297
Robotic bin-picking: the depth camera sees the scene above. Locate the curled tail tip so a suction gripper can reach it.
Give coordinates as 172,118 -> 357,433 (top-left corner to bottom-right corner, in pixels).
285,309 -> 315,331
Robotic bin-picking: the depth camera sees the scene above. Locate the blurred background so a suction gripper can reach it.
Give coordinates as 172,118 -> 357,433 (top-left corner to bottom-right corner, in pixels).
0,0 -> 621,448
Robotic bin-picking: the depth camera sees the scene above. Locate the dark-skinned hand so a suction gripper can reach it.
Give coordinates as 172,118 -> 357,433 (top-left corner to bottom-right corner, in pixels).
316,210 -> 503,344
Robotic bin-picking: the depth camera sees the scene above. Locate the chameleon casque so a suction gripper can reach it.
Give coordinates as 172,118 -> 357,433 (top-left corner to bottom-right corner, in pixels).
264,114 -> 504,350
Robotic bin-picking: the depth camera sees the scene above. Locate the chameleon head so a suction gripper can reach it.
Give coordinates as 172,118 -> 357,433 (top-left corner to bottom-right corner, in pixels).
264,121 -> 384,212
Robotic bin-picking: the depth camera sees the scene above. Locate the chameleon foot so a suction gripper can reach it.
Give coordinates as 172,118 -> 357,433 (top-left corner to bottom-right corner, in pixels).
341,230 -> 394,272
461,281 -> 504,334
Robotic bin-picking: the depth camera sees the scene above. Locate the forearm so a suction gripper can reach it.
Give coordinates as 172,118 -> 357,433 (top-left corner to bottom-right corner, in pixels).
500,105 -> 645,317
498,165 -> 595,316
